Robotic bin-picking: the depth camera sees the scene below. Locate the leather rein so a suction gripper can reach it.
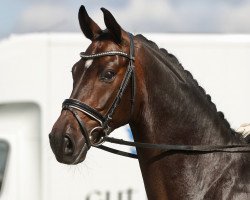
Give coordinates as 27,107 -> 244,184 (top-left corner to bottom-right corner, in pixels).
62,33 -> 250,159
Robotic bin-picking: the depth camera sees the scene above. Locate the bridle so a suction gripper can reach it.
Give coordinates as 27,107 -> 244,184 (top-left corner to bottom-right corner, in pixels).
62,33 -> 136,149
62,33 -> 250,159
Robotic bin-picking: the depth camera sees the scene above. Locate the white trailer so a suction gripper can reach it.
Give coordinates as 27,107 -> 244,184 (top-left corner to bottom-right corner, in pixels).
0,33 -> 249,200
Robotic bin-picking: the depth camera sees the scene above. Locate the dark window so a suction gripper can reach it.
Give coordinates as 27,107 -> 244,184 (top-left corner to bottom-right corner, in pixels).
0,140 -> 9,192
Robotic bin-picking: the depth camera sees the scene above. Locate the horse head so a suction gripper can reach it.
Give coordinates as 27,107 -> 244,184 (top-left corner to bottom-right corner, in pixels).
49,6 -> 139,164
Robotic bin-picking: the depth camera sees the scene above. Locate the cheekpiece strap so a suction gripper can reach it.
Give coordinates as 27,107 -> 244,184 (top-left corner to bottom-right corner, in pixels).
129,33 -> 135,61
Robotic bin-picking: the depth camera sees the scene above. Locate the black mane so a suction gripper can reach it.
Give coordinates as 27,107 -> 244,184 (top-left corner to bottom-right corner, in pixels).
135,34 -> 243,139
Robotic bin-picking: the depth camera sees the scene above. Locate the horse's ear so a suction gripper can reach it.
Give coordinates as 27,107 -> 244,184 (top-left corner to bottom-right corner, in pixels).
78,5 -> 102,40
101,7 -> 123,44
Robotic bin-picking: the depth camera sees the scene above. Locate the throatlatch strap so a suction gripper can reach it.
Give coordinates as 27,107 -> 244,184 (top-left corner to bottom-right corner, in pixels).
128,33 -> 136,116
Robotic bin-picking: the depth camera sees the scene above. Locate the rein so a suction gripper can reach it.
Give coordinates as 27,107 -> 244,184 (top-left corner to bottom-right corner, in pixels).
62,33 -> 250,159
97,136 -> 250,159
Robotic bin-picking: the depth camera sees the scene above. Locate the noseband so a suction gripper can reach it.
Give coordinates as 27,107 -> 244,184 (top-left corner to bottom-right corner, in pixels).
62,33 -> 136,149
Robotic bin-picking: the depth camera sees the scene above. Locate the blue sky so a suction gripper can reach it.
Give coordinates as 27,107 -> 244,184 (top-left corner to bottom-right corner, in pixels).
1,0 -> 250,39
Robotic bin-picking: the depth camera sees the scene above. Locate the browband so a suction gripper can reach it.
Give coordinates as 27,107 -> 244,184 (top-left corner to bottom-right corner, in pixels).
80,51 -> 135,61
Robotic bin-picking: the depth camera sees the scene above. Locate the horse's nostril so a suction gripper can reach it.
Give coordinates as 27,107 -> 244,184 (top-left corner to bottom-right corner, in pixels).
49,133 -> 53,141
63,136 -> 74,155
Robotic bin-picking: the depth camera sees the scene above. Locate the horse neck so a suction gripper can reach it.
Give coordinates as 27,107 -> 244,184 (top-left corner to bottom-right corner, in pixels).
131,41 -> 235,147
129,39 -> 242,199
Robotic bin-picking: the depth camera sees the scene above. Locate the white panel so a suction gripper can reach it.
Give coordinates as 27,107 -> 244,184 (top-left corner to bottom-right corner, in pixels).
0,103 -> 41,200
0,34 -> 48,104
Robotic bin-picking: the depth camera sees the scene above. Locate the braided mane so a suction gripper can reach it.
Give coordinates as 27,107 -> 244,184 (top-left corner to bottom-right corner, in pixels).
136,34 -> 235,133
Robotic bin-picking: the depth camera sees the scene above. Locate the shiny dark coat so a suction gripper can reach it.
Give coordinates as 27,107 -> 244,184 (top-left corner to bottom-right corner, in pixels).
50,6 -> 250,200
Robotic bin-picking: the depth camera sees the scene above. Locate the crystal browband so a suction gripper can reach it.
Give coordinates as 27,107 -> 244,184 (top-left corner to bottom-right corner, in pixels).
80,51 -> 134,61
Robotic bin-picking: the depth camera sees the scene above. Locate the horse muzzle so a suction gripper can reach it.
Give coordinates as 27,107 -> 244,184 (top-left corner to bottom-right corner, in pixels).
49,129 -> 89,165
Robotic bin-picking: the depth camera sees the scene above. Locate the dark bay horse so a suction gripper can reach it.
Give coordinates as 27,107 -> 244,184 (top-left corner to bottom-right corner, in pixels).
49,6 -> 250,200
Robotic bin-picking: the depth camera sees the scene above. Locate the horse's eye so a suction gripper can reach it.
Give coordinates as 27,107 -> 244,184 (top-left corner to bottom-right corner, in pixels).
100,70 -> 116,82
